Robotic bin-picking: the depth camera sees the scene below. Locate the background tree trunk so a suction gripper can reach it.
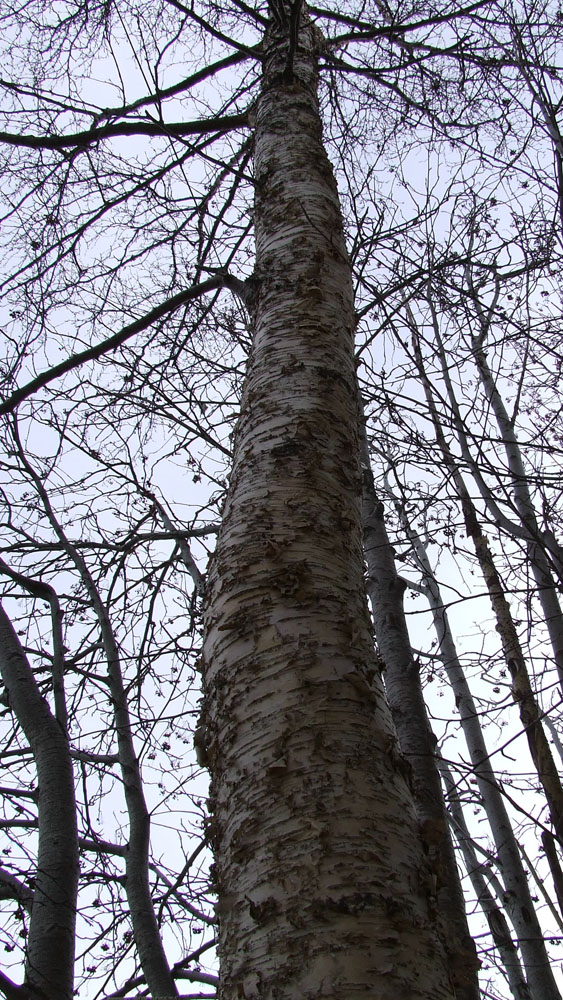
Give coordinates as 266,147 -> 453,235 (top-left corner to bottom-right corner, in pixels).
396,519 -> 561,1000
361,420 -> 480,1000
0,603 -> 78,1000
409,321 -> 563,848
438,756 -> 532,1000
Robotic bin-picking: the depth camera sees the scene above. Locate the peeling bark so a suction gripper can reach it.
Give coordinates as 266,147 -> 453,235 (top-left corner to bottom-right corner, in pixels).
201,12 -> 456,1000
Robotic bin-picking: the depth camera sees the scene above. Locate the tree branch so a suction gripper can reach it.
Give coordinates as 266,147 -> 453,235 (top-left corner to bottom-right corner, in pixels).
0,276 -> 237,414
0,970 -> 27,1000
0,113 -> 248,151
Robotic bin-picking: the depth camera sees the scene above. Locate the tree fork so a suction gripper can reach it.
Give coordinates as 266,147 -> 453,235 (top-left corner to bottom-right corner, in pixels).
201,8 -> 456,998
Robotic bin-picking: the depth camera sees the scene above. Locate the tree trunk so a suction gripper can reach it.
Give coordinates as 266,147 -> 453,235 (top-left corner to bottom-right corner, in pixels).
428,276 -> 563,694
470,332 -> 563,694
10,422 -> 178,1000
398,521 -> 561,1000
201,9 -> 456,1000
0,603 -> 78,1000
360,421 -> 480,1000
410,324 -> 563,849
437,756 -> 532,1000
542,832 -> 563,917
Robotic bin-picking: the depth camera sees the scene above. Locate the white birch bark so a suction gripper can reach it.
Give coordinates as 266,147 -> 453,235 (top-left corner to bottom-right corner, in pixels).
201,9 -> 456,1000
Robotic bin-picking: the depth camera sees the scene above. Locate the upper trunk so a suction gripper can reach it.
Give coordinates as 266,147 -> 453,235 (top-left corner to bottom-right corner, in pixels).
201,10 -> 456,999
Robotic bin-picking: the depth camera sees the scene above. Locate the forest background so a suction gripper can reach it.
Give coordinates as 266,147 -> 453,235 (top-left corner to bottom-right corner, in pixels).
0,1 -> 562,999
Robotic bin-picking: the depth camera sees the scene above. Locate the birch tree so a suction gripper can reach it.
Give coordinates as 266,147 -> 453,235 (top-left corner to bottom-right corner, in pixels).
199,9 -> 463,999
0,1 -> 563,999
